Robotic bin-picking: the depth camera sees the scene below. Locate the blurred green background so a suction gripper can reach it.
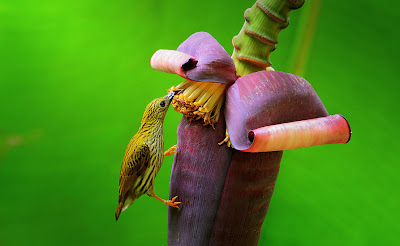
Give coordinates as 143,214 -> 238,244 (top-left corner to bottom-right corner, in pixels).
1,0 -> 399,245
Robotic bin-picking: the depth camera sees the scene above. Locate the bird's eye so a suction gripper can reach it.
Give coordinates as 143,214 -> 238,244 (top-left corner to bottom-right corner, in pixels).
160,101 -> 166,107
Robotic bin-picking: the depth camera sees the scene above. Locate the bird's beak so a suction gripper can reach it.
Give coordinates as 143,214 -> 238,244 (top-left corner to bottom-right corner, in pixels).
167,90 -> 182,101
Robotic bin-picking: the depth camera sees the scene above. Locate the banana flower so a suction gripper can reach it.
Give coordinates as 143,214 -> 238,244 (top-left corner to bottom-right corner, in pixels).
151,32 -> 351,245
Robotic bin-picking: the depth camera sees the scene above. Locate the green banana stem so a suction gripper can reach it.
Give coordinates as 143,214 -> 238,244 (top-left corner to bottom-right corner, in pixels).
231,0 -> 305,76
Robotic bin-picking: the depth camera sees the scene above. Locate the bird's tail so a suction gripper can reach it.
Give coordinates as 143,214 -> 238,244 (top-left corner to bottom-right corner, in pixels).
115,201 -> 124,221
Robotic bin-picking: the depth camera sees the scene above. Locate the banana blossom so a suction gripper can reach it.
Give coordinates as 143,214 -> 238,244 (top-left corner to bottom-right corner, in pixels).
151,32 -> 351,245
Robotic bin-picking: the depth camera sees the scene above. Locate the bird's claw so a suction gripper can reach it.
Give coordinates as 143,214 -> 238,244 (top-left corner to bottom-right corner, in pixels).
164,145 -> 179,157
164,196 -> 182,210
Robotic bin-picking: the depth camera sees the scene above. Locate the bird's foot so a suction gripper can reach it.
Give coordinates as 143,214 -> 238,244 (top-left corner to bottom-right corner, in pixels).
164,196 -> 182,210
150,194 -> 182,209
164,144 -> 178,157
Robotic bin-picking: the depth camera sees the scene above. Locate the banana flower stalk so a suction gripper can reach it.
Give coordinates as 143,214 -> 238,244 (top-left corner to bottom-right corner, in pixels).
150,2 -> 350,245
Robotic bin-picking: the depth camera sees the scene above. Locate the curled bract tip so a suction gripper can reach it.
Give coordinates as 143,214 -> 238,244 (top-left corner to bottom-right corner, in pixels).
150,50 -> 197,79
150,32 -> 237,85
244,114 -> 351,152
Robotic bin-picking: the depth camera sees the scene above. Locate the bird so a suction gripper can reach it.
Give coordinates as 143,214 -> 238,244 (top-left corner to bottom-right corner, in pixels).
115,90 -> 181,221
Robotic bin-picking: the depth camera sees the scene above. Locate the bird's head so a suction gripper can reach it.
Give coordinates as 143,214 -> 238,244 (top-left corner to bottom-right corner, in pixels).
141,90 -> 181,122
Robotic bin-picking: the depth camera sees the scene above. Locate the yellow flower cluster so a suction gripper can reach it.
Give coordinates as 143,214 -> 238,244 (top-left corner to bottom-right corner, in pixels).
168,80 -> 228,127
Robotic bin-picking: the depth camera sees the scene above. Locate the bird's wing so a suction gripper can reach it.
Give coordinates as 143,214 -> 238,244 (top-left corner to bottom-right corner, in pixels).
118,143 -> 150,201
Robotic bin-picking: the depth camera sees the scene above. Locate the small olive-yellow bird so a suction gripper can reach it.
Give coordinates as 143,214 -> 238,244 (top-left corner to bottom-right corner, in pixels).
115,91 -> 181,221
